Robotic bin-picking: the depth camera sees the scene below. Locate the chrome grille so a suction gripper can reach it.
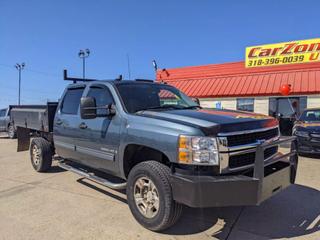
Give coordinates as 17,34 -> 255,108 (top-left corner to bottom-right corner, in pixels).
229,146 -> 278,169
226,128 -> 279,147
218,126 -> 280,172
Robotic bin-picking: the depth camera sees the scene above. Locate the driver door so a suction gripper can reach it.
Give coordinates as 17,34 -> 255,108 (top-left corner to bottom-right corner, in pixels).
76,84 -> 121,174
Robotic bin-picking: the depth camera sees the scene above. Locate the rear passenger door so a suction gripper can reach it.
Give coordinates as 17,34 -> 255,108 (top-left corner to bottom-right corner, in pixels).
76,84 -> 121,173
53,86 -> 85,162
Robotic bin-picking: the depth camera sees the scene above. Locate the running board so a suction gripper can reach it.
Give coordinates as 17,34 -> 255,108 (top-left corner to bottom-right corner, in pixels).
58,161 -> 127,190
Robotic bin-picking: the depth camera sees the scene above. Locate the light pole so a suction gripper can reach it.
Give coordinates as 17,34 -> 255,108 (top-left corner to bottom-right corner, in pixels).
152,60 -> 158,73
15,63 -> 25,105
78,49 -> 90,79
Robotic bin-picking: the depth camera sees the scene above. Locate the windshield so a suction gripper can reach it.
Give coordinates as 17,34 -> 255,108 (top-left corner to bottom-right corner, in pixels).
116,83 -> 199,113
299,110 -> 320,122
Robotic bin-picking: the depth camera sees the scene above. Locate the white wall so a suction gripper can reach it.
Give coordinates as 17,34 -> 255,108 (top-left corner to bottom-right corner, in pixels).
200,98 -> 236,110
200,95 -> 319,114
307,95 -> 320,108
254,97 -> 269,115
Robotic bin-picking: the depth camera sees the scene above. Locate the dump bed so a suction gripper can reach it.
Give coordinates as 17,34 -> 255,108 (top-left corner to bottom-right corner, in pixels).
10,102 -> 58,133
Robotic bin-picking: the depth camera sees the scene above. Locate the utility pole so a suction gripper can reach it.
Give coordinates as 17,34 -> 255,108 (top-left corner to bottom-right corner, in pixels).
15,63 -> 25,105
78,49 -> 90,79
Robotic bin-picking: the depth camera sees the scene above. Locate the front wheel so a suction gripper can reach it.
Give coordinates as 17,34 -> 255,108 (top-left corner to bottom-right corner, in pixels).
127,161 -> 182,232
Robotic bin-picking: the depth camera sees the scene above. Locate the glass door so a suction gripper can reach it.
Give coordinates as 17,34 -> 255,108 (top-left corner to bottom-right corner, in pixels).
269,97 -> 307,136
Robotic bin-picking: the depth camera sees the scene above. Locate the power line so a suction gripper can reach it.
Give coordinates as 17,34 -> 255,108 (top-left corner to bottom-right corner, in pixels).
0,63 -> 60,78
0,83 -> 62,94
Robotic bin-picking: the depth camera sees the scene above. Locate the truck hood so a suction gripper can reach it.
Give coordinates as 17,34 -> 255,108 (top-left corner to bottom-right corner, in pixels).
137,108 -> 278,135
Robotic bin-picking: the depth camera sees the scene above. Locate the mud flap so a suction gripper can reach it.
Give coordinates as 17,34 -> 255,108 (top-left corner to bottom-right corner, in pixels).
17,127 -> 31,152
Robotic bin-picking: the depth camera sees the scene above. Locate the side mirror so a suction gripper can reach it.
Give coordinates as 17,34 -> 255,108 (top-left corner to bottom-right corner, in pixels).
107,104 -> 116,116
80,97 -> 97,119
192,98 -> 200,105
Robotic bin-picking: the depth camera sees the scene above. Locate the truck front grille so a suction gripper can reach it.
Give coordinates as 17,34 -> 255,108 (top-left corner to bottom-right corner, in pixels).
229,146 -> 278,169
218,126 -> 280,172
227,128 -> 279,147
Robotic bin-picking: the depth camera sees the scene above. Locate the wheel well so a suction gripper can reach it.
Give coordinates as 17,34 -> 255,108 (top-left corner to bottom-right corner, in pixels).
123,144 -> 170,178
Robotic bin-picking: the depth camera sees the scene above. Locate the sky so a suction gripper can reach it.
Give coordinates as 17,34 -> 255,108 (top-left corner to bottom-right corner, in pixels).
0,0 -> 319,108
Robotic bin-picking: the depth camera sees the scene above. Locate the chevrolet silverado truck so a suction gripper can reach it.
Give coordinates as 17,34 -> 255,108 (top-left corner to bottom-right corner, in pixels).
11,71 -> 298,231
0,107 -> 16,139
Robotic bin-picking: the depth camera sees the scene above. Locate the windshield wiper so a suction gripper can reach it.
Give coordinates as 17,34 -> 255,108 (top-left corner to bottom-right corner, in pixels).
180,105 -> 202,110
136,105 -> 182,112
136,105 -> 202,113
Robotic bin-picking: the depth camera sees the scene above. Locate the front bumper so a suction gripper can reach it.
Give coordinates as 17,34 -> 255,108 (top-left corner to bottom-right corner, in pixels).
171,136 -> 297,208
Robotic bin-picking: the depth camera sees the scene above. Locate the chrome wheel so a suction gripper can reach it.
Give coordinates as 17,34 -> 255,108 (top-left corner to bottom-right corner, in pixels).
134,177 -> 160,218
32,145 -> 41,166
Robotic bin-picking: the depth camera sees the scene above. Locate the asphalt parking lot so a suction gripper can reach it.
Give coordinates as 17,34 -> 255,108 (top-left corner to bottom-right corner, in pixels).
0,135 -> 319,240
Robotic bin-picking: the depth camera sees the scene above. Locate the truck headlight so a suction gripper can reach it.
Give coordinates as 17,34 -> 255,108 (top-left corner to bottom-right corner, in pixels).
294,130 -> 309,138
178,135 -> 219,165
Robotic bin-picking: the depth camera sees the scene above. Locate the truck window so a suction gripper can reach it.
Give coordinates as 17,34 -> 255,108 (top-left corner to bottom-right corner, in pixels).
116,83 -> 198,113
0,109 -> 6,117
87,86 -> 114,115
61,88 -> 85,115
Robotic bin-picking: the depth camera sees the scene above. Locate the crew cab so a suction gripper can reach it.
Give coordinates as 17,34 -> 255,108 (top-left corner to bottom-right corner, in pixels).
0,107 -> 16,139
11,72 -> 298,231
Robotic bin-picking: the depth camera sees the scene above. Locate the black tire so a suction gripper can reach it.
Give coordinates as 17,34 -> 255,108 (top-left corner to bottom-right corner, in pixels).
30,137 -> 53,172
127,161 -> 182,231
8,124 -> 16,139
290,140 -> 299,184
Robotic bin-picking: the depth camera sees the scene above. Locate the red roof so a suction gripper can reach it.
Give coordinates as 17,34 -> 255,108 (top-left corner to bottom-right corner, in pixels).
156,61 -> 320,98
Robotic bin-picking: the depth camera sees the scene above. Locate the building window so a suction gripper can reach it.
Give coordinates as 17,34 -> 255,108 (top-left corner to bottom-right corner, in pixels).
237,98 -> 254,112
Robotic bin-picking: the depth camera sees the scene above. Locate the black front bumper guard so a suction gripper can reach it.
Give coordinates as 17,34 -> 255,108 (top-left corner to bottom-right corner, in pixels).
171,136 -> 297,208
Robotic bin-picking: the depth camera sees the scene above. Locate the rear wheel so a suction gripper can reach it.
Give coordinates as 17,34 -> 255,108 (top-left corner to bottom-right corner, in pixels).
30,138 -> 53,172
127,161 -> 182,231
8,124 -> 16,139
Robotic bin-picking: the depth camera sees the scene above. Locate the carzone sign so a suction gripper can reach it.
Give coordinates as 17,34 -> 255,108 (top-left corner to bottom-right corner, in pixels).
245,38 -> 320,68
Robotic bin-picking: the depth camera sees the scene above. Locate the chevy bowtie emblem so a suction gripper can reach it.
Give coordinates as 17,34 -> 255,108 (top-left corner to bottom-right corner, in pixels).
257,139 -> 266,144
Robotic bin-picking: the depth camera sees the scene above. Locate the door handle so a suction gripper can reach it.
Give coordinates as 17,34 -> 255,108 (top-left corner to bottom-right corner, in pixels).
79,122 -> 87,129
56,119 -> 63,125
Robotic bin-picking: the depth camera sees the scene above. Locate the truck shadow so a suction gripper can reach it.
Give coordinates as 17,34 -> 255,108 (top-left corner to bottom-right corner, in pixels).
76,178 -> 127,204
299,153 -> 320,159
47,165 -> 67,173
163,184 -> 320,239
73,173 -> 319,239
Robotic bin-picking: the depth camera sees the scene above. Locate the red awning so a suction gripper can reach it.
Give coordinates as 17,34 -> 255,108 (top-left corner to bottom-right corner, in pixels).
156,61 -> 320,98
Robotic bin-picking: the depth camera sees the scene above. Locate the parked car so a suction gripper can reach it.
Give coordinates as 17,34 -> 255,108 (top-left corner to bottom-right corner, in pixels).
293,108 -> 320,154
0,107 -> 16,139
10,72 -> 298,231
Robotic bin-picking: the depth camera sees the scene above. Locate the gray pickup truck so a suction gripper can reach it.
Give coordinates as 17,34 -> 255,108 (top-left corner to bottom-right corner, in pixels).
11,72 -> 298,231
0,107 -> 16,139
